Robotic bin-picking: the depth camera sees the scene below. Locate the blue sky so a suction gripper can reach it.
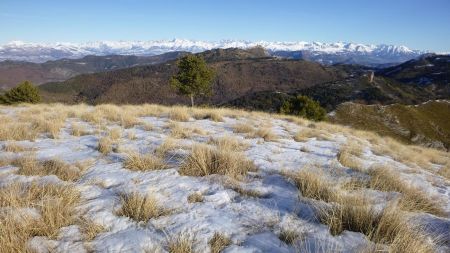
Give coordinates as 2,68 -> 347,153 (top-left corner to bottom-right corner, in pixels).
1,0 -> 449,51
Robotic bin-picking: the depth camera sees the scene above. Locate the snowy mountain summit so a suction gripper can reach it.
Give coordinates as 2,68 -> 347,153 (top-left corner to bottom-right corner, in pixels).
0,39 -> 427,65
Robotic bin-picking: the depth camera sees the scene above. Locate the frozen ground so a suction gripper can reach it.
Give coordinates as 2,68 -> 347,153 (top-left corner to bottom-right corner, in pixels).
0,105 -> 449,253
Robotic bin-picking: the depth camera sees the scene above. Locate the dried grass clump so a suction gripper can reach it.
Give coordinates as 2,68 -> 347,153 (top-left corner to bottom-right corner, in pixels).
232,123 -> 254,134
167,233 -> 194,253
287,169 -> 336,202
0,182 -> 80,241
369,166 -> 445,216
209,232 -> 231,253
77,218 -> 107,241
337,143 -> 365,172
208,136 -> 248,151
2,142 -> 30,152
71,122 -> 90,136
0,121 -> 39,141
123,152 -> 168,171
127,130 -> 137,140
187,192 -> 204,203
109,127 -> 123,140
293,128 -> 322,142
117,192 -> 168,222
97,137 -> 113,154
179,144 -> 256,180
279,229 -> 300,245
14,156 -> 82,181
169,122 -> 192,139
316,193 -> 378,236
169,107 -> 191,122
253,127 -> 278,141
155,138 -> 179,157
438,163 -> 450,180
369,203 -> 437,253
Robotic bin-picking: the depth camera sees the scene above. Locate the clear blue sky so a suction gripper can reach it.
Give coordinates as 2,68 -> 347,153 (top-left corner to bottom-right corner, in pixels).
1,0 -> 449,51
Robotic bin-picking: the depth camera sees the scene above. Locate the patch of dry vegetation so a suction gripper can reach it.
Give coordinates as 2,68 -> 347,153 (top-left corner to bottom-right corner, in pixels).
337,141 -> 365,171
117,192 -> 169,222
13,155 -> 82,181
368,166 -> 445,216
286,168 -> 439,252
168,122 -> 193,139
169,107 -> 191,122
0,181 -> 80,252
187,192 -> 204,203
253,127 -> 278,141
98,136 -> 113,154
2,142 -> 31,152
155,138 -> 180,157
208,136 -> 248,151
123,152 -> 168,171
77,218 -> 107,241
279,229 -> 300,245
179,144 -> 256,180
71,122 -> 90,136
109,127 -> 122,140
209,232 -> 231,253
167,233 -> 194,253
232,123 -> 254,134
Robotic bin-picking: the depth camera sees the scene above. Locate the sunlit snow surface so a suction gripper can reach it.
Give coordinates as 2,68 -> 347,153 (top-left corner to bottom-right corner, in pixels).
0,107 -> 449,253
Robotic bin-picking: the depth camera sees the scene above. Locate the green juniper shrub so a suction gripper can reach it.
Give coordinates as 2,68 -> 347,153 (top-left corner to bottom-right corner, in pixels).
0,81 -> 41,104
280,95 -> 326,121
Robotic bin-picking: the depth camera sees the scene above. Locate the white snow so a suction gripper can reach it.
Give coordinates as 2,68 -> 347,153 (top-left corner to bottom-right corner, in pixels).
0,39 -> 426,62
1,106 -> 449,252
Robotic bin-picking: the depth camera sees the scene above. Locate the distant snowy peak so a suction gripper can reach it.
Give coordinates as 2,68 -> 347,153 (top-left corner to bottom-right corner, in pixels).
0,39 -> 427,63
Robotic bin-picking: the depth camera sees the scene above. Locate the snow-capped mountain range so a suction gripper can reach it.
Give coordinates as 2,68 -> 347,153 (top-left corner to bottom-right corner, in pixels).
0,39 -> 428,65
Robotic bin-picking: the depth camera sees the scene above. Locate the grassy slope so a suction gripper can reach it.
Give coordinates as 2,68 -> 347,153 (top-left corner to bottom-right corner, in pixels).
329,101 -> 450,150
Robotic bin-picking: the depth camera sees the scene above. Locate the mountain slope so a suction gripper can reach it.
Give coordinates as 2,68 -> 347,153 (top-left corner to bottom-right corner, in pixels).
39,48 -> 345,104
329,100 -> 450,150
0,39 -> 426,65
0,52 -> 186,89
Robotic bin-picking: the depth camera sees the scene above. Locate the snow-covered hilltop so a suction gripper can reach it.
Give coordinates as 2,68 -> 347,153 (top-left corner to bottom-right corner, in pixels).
0,39 -> 427,64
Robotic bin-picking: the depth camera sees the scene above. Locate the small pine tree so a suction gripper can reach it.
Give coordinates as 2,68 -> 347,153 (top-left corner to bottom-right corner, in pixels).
0,81 -> 41,104
280,95 -> 326,121
170,55 -> 215,107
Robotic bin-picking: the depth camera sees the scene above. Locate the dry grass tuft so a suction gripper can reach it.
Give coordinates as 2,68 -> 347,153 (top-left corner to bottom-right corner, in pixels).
209,232 -> 231,253
0,181 -> 80,245
179,144 -> 256,180
337,143 -> 365,172
2,142 -> 31,152
71,122 -> 90,136
279,229 -> 300,245
14,156 -> 82,182
315,193 -> 378,236
232,123 -> 254,134
169,122 -> 192,139
167,233 -> 194,253
287,169 -> 336,202
127,130 -> 137,140
109,127 -> 122,140
117,192 -> 168,222
369,166 -> 445,216
123,152 -> 168,171
0,121 -> 39,141
155,138 -> 179,157
253,127 -> 278,141
438,163 -> 450,180
98,137 -> 113,154
78,218 -> 107,241
187,192 -> 204,203
169,107 -> 191,122
208,136 -> 248,151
